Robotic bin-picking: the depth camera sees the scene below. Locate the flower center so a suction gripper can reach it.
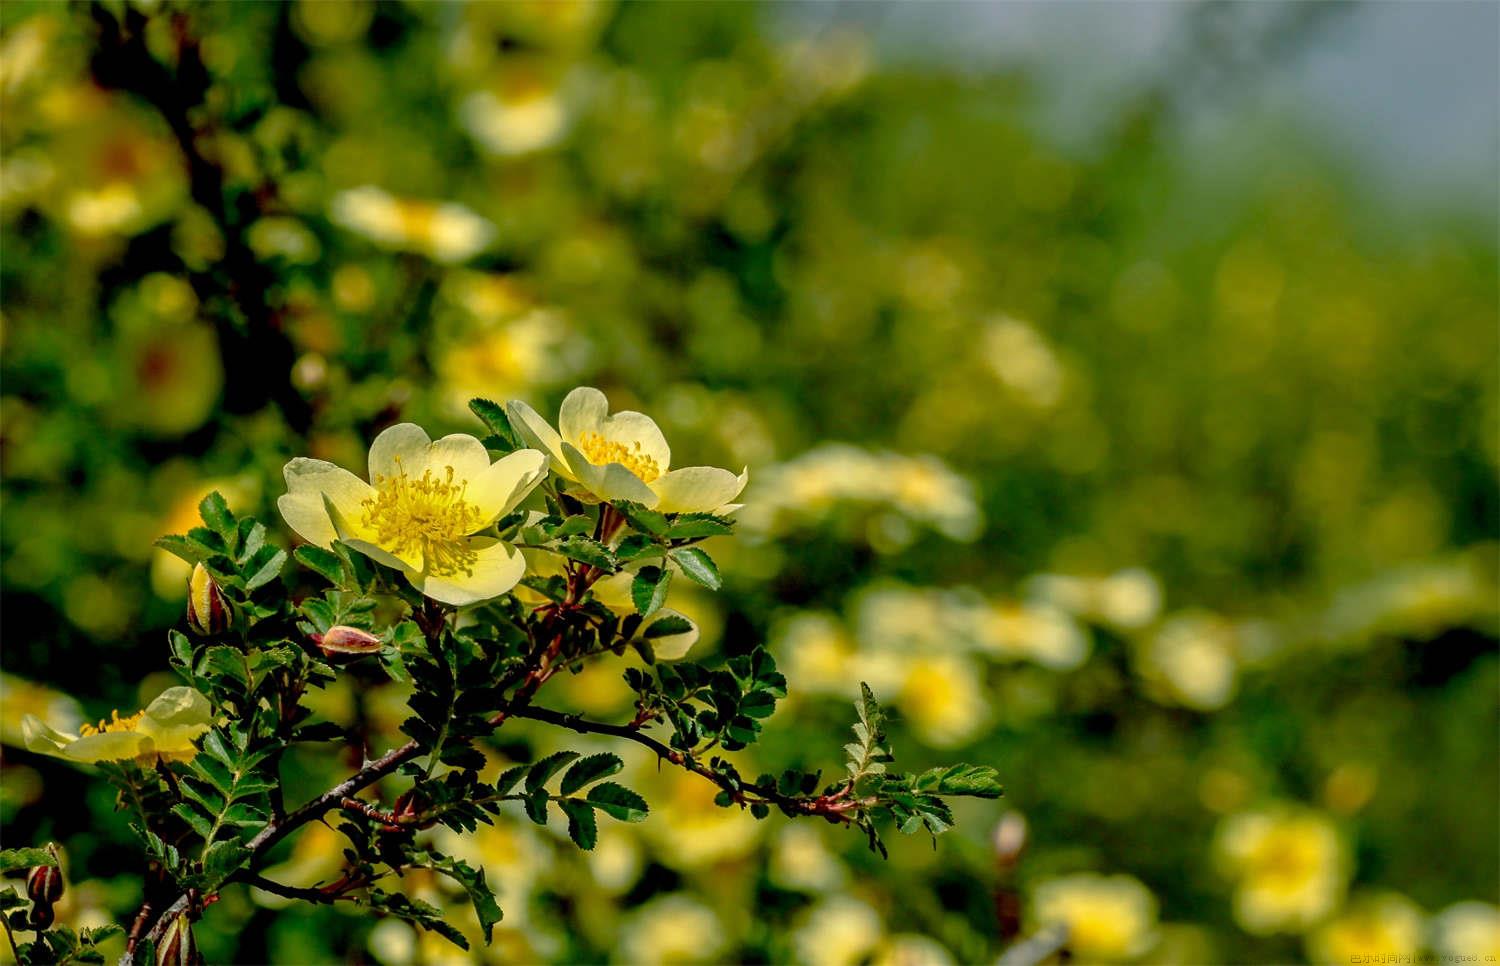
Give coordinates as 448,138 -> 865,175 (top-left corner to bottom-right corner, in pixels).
361,460 -> 482,577
80,709 -> 145,737
577,431 -> 661,483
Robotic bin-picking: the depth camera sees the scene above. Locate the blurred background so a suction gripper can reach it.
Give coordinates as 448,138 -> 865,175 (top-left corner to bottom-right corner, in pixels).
1,1 -> 1497,963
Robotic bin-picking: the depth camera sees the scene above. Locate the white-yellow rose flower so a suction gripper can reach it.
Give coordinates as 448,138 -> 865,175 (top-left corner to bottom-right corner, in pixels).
22,687 -> 212,765
278,424 -> 546,606
507,387 -> 747,512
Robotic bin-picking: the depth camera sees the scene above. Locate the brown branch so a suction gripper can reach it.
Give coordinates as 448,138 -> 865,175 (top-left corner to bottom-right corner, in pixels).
509,705 -> 868,823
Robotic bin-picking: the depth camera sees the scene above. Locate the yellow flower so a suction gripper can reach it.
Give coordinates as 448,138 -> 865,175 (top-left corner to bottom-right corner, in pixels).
507,387 -> 747,512
1306,892 -> 1423,964
1215,806 -> 1348,934
21,687 -> 212,765
618,894 -> 726,965
277,424 -> 546,606
1031,873 -> 1159,962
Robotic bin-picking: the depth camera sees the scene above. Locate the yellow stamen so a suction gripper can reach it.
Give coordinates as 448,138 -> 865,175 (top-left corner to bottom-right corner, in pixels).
360,460 -> 481,577
79,709 -> 145,737
577,431 -> 661,483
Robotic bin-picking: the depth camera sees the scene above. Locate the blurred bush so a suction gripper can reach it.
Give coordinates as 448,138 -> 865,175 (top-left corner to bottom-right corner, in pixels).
1,1 -> 1495,963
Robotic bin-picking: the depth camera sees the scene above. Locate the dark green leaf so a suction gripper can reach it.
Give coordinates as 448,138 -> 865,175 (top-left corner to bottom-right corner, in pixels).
294,546 -> 346,585
560,753 -> 623,795
469,398 -> 523,453
585,782 -> 648,822
560,798 -> 599,850
0,847 -> 56,873
526,751 -> 579,792
198,491 -> 236,540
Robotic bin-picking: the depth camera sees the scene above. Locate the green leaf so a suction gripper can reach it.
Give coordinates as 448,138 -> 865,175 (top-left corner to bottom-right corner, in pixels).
560,753 -> 623,795
666,514 -> 734,540
585,782 -> 648,822
0,847 -> 56,873
525,751 -> 580,793
560,798 -> 599,850
523,788 -> 549,826
202,840 -> 250,886
643,615 -> 692,639
918,763 -> 1004,799
198,491 -> 236,541
631,566 -> 671,617
616,502 -> 669,536
0,887 -> 27,912
420,853 -> 503,943
294,545 -> 346,585
154,534 -> 212,565
554,536 -> 617,572
172,803 -> 215,841
469,398 -> 524,453
671,547 -> 721,590
243,548 -> 287,591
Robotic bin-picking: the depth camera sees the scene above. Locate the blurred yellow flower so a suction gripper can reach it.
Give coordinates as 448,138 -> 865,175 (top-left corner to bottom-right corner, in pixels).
1215,806 -> 1348,934
330,186 -> 494,263
617,894 -> 725,965
509,387 -> 747,512
792,895 -> 883,966
974,600 -> 1089,671
150,476 -> 257,599
0,673 -> 82,750
1026,568 -> 1162,630
775,612 -> 859,698
1031,873 -> 1159,962
1306,892 -> 1423,964
1139,613 -> 1240,712
21,687 -> 211,765
871,934 -> 954,966
278,424 -> 546,605
863,652 -> 990,749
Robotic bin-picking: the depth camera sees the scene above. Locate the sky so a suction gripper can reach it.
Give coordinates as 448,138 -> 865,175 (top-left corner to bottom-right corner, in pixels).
782,1 -> 1499,215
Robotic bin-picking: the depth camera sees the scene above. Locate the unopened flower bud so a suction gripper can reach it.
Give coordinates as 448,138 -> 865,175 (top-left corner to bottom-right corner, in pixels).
27,900 -> 54,931
186,564 -> 230,637
314,625 -> 382,658
155,912 -> 198,966
26,864 -> 62,904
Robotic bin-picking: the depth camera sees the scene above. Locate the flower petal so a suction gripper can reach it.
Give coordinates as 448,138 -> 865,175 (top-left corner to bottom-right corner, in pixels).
423,433 -> 492,483
367,423 -> 431,482
562,442 -> 660,506
558,386 -> 608,445
142,687 -> 212,727
597,410 -> 672,473
278,459 -> 375,547
641,608 -> 700,661
650,466 -> 748,514
63,730 -> 150,763
413,538 -> 526,606
21,715 -> 74,757
468,449 -> 548,524
507,398 -> 574,479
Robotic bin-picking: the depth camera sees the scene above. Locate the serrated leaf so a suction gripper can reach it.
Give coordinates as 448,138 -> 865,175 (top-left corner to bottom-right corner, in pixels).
560,798 -> 599,850
0,847 -> 57,873
919,763 -> 1004,799
525,751 -> 580,792
202,840 -> 250,885
154,534 -> 212,565
631,566 -> 671,617
198,491 -> 236,540
665,514 -> 734,539
469,398 -> 523,453
172,803 -> 215,841
585,782 -> 648,822
554,536 -> 617,572
523,788 -> 549,826
294,546 -> 345,585
616,502 -> 668,536
243,548 -> 287,591
670,547 -> 721,590
560,753 -> 623,795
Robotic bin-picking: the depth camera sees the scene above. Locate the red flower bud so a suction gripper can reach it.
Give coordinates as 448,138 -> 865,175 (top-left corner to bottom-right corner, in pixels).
27,900 -> 54,931
185,563 -> 230,637
315,625 -> 383,658
26,864 -> 63,904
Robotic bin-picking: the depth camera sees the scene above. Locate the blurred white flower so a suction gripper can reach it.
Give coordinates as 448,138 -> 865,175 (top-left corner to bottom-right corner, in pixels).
617,894 -> 725,965
330,186 -> 494,263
